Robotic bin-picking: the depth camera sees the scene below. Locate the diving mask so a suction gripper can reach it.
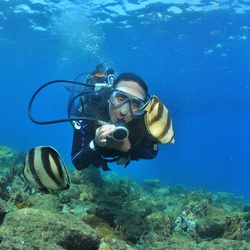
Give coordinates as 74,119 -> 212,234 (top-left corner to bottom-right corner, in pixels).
109,89 -> 146,116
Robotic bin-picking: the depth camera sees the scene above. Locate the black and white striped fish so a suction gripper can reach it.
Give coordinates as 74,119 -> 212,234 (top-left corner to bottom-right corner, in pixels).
23,146 -> 71,193
143,95 -> 175,144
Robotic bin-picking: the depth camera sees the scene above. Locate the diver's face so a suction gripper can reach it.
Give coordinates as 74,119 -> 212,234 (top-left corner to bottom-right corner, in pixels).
108,80 -> 146,123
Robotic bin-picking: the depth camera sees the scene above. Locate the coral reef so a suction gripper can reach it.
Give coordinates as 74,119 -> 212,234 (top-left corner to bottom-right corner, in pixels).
0,146 -> 26,171
0,146 -> 250,249
0,208 -> 99,250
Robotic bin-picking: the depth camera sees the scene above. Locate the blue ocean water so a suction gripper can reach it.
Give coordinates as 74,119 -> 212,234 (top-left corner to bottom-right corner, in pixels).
1,1 -> 249,201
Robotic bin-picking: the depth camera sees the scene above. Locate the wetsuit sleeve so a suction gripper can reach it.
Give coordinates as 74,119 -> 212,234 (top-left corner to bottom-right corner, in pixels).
71,122 -> 104,170
129,141 -> 158,161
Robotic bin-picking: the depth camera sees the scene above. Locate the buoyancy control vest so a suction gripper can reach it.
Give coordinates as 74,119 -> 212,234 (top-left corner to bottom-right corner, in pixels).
80,86 -> 112,119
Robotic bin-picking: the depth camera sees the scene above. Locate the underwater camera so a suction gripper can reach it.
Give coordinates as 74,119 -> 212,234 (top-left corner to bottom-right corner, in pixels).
111,119 -> 129,141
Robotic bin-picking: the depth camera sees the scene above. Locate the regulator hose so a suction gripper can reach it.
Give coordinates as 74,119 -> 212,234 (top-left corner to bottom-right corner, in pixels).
28,79 -> 98,125
28,79 -> 130,141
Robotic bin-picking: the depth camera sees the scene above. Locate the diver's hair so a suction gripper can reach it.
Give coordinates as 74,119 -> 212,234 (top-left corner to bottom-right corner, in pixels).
113,73 -> 148,99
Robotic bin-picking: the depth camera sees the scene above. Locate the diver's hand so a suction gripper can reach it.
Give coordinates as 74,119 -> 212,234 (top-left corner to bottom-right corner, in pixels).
106,137 -> 131,152
95,125 -> 131,152
116,157 -> 129,165
95,125 -> 116,147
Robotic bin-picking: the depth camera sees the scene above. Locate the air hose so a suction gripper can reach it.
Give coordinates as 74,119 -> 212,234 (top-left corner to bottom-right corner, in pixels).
28,79 -> 97,125
28,79 -> 129,141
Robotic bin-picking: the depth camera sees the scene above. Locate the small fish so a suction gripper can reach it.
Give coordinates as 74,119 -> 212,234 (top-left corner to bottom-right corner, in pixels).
143,95 -> 175,144
23,146 -> 71,193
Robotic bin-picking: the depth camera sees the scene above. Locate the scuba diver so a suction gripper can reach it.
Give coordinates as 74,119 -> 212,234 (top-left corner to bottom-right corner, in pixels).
28,64 -> 174,172
71,71 -> 172,171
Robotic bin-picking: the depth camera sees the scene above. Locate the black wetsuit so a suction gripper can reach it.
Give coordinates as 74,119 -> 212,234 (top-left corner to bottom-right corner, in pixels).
71,89 -> 158,171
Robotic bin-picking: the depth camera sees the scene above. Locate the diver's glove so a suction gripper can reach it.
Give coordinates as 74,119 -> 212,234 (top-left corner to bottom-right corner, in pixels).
142,95 -> 175,144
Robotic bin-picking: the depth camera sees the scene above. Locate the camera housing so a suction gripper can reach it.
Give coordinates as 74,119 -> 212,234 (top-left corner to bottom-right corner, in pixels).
112,126 -> 129,141
111,119 -> 129,141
